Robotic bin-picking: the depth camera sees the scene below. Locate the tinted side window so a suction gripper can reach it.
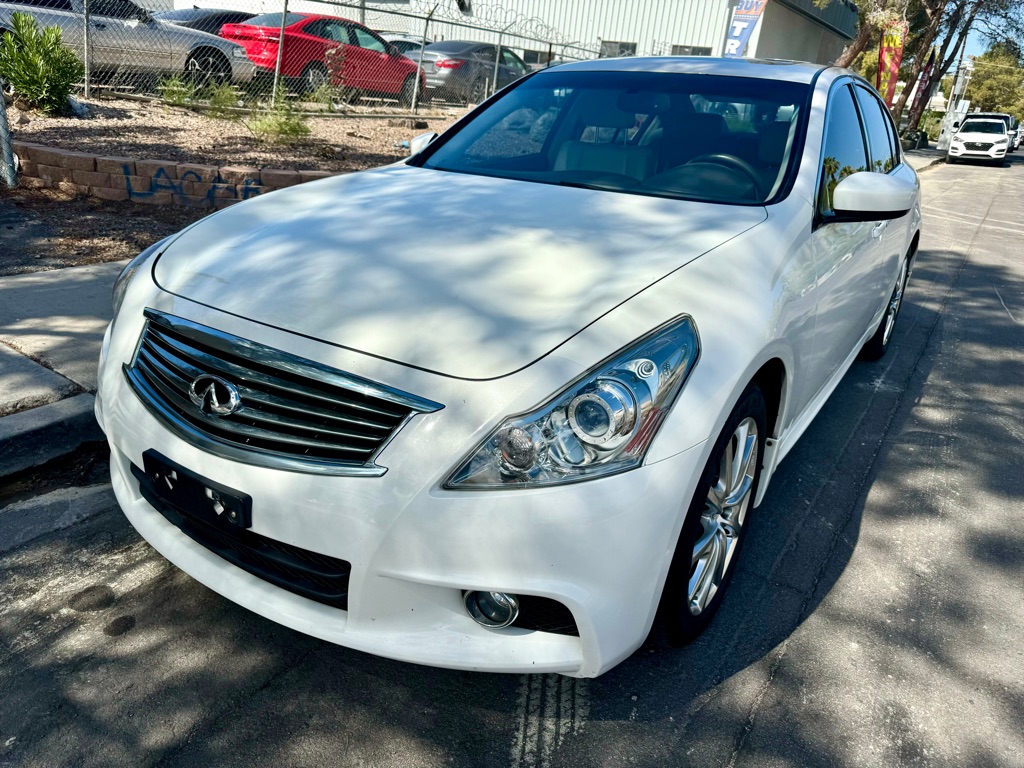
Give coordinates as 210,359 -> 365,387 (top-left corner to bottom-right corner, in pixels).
18,0 -> 73,9
819,84 -> 868,215
92,0 -> 141,18
351,26 -> 386,53
854,85 -> 897,173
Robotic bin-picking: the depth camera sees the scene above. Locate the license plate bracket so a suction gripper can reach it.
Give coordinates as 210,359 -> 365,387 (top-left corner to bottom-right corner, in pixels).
134,450 -> 252,532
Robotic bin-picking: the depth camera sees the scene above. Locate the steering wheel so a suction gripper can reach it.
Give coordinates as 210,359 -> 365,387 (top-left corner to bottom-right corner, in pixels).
685,153 -> 764,199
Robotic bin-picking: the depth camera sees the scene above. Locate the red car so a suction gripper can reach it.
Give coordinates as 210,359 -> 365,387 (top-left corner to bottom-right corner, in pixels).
221,12 -> 423,103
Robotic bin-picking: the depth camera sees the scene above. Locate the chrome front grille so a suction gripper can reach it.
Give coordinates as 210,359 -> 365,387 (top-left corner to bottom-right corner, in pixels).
124,309 -> 443,476
964,142 -> 993,151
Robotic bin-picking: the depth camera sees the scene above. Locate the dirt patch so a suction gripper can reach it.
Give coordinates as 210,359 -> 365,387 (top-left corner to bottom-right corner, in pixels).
8,97 -> 462,172
0,185 -> 205,276
1,97 -> 463,275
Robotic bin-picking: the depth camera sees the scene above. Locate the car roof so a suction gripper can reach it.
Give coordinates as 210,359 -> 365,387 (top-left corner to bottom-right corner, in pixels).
551,57 -> 829,84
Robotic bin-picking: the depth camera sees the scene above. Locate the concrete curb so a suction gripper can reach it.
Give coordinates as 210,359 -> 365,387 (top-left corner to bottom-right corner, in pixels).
0,393 -> 104,480
0,484 -> 115,553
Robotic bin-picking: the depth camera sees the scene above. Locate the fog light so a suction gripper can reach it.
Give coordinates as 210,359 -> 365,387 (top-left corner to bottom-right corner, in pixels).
464,591 -> 520,628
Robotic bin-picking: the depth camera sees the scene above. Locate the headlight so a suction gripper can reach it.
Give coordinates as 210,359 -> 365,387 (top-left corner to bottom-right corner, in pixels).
112,238 -> 167,316
995,137 -> 1008,144
231,46 -> 248,59
445,316 -> 700,489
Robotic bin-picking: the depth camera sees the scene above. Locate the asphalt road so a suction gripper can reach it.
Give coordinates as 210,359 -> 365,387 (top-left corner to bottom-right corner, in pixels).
2,155 -> 1023,768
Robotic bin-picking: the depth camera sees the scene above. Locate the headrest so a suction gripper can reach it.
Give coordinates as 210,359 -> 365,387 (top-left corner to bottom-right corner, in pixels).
616,91 -> 669,115
578,97 -> 640,129
758,121 -> 792,164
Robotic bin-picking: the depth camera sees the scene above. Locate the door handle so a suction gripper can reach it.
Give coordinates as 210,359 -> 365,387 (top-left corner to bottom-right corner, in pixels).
871,221 -> 887,239
91,22 -> 106,28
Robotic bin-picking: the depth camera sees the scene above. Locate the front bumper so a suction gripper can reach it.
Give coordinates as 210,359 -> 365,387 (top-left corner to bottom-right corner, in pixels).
947,144 -> 1007,161
97,304 -> 708,678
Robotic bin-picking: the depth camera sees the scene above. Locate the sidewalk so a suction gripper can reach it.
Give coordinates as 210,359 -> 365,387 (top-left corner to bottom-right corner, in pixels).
903,146 -> 945,172
0,261 -> 123,478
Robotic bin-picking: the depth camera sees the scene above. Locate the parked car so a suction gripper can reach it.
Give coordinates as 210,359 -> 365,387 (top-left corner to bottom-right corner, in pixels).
416,40 -> 529,103
153,8 -> 255,36
0,0 -> 253,85
379,31 -> 429,57
946,118 -> 1010,166
220,12 -> 422,102
99,58 -> 920,678
957,111 -> 1017,153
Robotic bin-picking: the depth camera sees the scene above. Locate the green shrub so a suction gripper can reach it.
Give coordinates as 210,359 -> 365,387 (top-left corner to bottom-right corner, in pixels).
308,82 -> 339,112
203,81 -> 240,118
243,89 -> 310,143
157,74 -> 195,106
0,12 -> 83,116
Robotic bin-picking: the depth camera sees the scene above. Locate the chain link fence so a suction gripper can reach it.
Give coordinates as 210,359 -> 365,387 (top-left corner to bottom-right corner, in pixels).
1,77 -> 17,187
0,0 -> 599,114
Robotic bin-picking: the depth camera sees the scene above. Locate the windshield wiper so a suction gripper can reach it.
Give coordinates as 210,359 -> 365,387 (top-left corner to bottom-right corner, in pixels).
557,180 -> 632,192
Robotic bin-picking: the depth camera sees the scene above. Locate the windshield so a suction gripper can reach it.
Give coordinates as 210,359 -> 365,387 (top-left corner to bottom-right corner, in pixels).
418,71 -> 809,205
959,120 -> 1005,134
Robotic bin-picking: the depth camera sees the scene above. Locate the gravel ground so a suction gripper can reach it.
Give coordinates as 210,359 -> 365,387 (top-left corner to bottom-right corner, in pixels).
6,97 -> 462,172
0,97 -> 463,275
0,185 -> 206,276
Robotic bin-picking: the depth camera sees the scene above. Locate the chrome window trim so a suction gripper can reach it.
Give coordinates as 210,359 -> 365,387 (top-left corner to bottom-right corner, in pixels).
123,309 -> 444,478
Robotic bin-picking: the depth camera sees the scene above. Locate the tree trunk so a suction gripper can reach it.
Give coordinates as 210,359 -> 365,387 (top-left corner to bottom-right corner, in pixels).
834,21 -> 877,68
891,3 -> 946,125
906,6 -> 977,130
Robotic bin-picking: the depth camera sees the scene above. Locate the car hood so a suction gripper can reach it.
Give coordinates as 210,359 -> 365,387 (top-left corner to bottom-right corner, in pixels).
955,131 -> 1006,142
153,166 -> 766,380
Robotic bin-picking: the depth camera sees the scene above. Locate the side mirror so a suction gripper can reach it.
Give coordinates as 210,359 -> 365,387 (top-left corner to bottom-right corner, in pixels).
409,132 -> 438,157
832,172 -> 916,222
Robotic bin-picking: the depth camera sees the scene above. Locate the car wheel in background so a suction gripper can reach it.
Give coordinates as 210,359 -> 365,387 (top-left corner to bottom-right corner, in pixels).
467,77 -> 486,105
185,49 -> 232,88
398,75 -> 416,107
301,63 -> 329,94
660,383 -> 767,645
861,260 -> 909,361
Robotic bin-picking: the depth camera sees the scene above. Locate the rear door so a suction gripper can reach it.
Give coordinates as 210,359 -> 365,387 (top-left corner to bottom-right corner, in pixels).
497,47 -> 528,89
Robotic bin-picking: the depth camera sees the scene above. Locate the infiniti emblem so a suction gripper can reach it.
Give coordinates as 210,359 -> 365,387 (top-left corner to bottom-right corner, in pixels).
188,374 -> 241,416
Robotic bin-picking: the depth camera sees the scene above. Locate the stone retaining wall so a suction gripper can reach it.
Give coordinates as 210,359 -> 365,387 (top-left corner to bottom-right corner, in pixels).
8,142 -> 340,209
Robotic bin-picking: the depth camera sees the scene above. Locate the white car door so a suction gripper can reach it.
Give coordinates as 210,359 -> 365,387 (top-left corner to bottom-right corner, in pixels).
852,84 -> 907,306
802,81 -> 884,393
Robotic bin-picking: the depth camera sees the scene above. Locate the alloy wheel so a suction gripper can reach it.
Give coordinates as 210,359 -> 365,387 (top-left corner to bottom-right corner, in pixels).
689,417 -> 759,615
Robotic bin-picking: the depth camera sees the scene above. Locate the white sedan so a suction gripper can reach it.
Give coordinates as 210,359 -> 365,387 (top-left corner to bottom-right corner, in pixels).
97,58 -> 921,678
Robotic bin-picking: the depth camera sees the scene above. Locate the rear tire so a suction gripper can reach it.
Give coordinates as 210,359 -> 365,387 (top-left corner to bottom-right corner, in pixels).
466,77 -> 486,105
300,63 -> 329,95
660,383 -> 767,645
398,75 -> 416,108
185,49 -> 232,89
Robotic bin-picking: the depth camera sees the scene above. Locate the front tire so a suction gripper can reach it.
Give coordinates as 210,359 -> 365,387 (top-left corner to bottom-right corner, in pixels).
860,260 -> 909,361
661,383 -> 767,645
